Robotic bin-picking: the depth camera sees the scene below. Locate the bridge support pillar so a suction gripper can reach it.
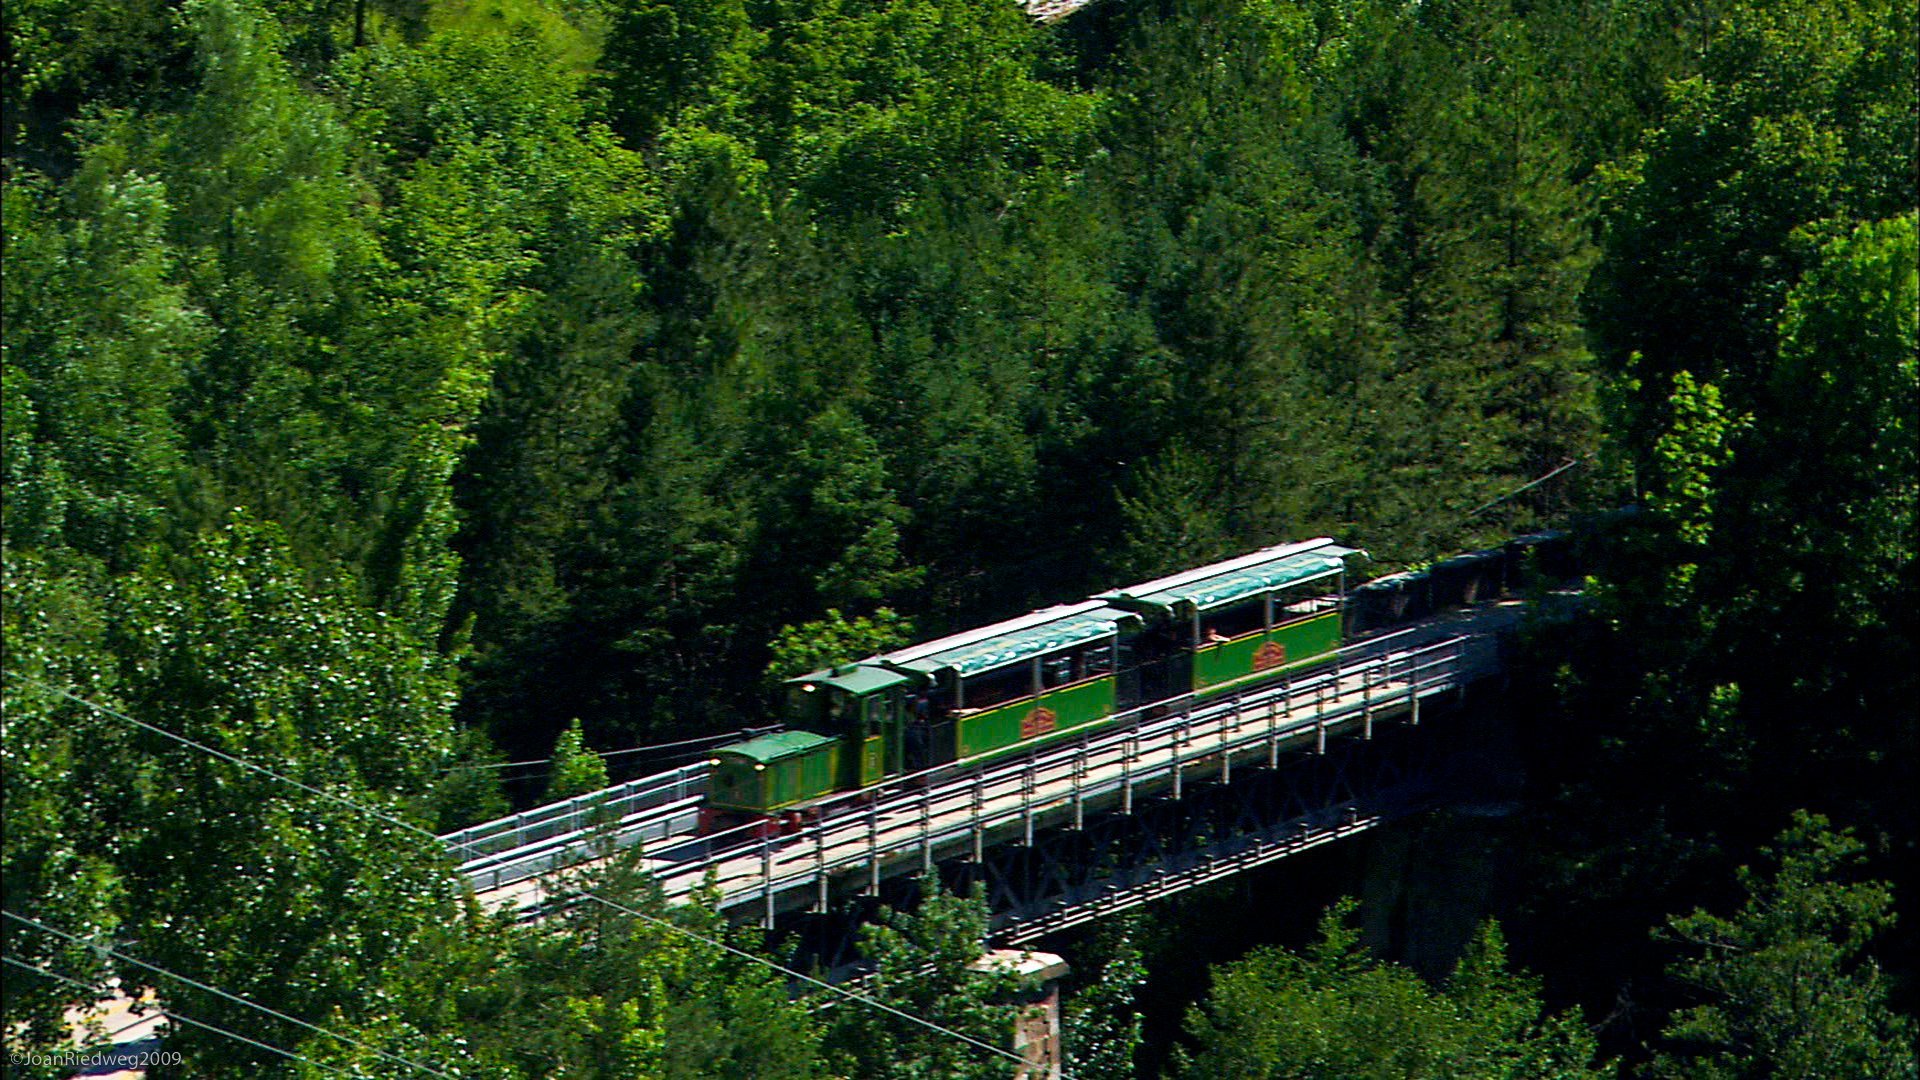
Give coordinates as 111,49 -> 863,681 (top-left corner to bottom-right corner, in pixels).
968,950 -> 1070,1080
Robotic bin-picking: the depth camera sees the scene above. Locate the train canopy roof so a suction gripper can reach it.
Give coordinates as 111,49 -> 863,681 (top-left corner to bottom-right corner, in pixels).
881,602 -> 1141,679
1101,539 -> 1363,614
784,664 -> 911,697
713,730 -> 837,765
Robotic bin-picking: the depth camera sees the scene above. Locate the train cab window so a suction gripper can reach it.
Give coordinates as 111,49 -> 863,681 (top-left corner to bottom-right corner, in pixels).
961,662 -> 1035,711
1199,598 -> 1266,643
786,684 -> 829,730
826,690 -> 858,733
1042,653 -> 1076,689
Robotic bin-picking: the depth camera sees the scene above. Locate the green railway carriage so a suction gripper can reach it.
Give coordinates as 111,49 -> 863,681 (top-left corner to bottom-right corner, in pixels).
881,602 -> 1144,765
1098,540 -> 1358,698
706,538 -> 1365,824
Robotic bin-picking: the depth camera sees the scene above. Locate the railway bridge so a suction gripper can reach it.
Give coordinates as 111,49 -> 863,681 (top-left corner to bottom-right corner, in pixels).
440,598 -> 1542,952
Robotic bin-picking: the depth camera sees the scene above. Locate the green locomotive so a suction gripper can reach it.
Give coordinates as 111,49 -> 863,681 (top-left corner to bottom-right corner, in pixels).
704,538 -> 1361,828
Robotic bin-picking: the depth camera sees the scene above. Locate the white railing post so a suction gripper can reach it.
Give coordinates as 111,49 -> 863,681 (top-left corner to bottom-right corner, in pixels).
1022,759 -> 1036,846
1362,657 -> 1373,736
1173,718 -> 1186,801
815,825 -> 829,913
1122,734 -> 1135,815
972,773 -> 985,862
1316,683 -> 1327,755
1221,696 -> 1234,783
921,790 -> 934,874
762,834 -> 776,929
1456,638 -> 1467,702
867,801 -> 880,896
1408,648 -> 1419,725
1072,753 -> 1085,831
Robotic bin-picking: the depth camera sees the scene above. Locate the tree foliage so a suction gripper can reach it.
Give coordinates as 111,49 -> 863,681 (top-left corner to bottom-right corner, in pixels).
1646,813 -> 1916,1080
822,883 -> 1024,1080
3,0 -> 1912,1073
1176,899 -> 1610,1080
547,717 -> 610,801
1507,0 -> 1916,1049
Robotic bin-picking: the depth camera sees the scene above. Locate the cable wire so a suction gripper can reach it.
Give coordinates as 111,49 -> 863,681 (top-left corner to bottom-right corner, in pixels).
438,727 -> 778,773
1461,454 -> 1589,522
1,955 -> 360,1079
571,889 -> 1064,1075
101,1005 -> 165,1045
11,674 -> 1074,1079
4,910 -> 460,1080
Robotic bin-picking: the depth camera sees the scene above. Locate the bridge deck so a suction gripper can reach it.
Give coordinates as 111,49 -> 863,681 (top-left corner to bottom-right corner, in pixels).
463,601 -> 1525,920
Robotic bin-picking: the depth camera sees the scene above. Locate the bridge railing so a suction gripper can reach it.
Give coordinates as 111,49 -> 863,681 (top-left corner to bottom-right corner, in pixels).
653,629 -> 1489,920
456,796 -> 707,894
669,621 -> 1471,860
441,761 -> 709,867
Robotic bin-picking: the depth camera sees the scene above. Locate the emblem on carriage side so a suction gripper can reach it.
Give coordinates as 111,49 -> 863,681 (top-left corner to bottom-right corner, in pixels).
1022,707 -> 1058,739
1252,641 -> 1287,671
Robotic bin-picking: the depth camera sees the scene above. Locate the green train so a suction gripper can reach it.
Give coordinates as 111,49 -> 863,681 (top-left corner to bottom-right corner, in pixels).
701,538 -> 1363,831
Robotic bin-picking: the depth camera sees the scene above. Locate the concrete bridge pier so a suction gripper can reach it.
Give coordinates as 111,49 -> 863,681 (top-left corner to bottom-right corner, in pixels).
968,949 -> 1071,1080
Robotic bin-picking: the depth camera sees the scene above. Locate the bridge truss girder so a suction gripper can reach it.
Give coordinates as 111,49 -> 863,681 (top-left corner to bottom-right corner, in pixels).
774,698 -> 1487,976
966,715 -> 1443,943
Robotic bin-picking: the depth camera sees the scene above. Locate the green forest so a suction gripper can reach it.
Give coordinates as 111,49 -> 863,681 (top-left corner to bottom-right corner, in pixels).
1,0 -> 1913,1074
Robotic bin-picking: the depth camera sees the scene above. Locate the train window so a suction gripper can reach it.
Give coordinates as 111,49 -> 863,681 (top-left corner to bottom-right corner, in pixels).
1199,599 -> 1265,643
1276,581 -> 1335,619
962,662 -> 1035,711
1085,639 -> 1116,677
786,685 -> 828,730
1042,654 -> 1076,689
826,691 -> 858,733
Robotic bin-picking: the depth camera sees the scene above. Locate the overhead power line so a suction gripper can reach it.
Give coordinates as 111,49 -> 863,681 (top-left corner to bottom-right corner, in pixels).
571,890 -> 1062,1074
10,675 -> 1074,1079
438,726 -> 777,774
4,910 -> 459,1080
1462,454 -> 1589,522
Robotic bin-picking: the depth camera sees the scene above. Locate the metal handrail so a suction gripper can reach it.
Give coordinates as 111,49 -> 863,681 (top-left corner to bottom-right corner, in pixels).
461,797 -> 707,893
647,631 -> 1490,914
467,611 -> 1512,913
441,761 -> 711,861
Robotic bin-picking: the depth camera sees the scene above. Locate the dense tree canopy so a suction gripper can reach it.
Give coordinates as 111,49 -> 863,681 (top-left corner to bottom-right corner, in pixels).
1176,900 -> 1610,1079
3,0 -> 1912,1074
1646,814 -> 1916,1080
